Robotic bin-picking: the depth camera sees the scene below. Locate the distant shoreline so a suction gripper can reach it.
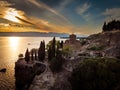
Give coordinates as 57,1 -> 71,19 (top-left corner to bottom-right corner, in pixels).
0,32 -> 68,37
0,32 -> 87,38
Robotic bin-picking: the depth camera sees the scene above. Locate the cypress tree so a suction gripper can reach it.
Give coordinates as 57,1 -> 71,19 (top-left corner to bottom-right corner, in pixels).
31,50 -> 34,61
48,45 -> 52,61
102,22 -> 107,32
51,37 -> 56,57
42,40 -> 45,60
60,40 -> 63,48
35,51 -> 37,60
25,48 -> 30,63
38,41 -> 43,61
38,41 -> 45,62
56,41 -> 60,50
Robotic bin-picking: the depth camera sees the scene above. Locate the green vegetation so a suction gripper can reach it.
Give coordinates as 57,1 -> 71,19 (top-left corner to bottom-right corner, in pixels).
102,20 -> 120,32
38,41 -> 45,62
50,50 -> 65,73
69,57 -> 120,90
80,39 -> 87,46
48,37 -> 56,61
62,46 -> 72,57
47,37 -> 63,61
47,37 -> 64,73
87,45 -> 105,51
25,48 -> 30,63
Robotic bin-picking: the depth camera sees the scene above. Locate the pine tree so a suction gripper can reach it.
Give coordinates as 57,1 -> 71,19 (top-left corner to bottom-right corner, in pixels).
102,20 -> 120,32
102,22 -> 107,32
25,48 -> 30,63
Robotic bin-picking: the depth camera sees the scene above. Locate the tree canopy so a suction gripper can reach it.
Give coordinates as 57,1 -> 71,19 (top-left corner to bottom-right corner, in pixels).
38,41 -> 45,61
102,20 -> 120,32
25,48 -> 30,63
69,58 -> 120,90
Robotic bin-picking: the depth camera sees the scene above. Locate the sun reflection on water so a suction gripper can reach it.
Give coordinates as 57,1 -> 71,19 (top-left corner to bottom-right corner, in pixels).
9,37 -> 20,51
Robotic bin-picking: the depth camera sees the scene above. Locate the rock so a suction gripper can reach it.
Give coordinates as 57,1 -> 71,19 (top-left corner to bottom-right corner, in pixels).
105,46 -> 120,58
15,59 -> 46,90
81,30 -> 120,58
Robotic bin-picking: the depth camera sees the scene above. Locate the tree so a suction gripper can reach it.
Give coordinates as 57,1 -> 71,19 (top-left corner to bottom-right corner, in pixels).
38,41 -> 45,62
35,51 -> 37,60
60,40 -> 64,48
48,45 -> 52,61
102,20 -> 120,32
31,50 -> 34,61
42,40 -> 45,60
50,49 -> 64,73
69,58 -> 120,90
51,37 -> 56,57
25,48 -> 30,63
102,22 -> 107,32
48,37 -> 56,61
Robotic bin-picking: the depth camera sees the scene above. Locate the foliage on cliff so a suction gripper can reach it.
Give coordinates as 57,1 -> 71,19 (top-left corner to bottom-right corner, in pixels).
49,50 -> 65,73
25,48 -> 30,63
47,37 -> 64,73
69,58 -> 120,90
38,41 -> 45,61
47,37 -> 63,61
103,20 -> 120,32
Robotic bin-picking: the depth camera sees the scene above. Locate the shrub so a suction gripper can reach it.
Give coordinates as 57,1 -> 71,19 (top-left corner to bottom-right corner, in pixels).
69,57 -> 120,90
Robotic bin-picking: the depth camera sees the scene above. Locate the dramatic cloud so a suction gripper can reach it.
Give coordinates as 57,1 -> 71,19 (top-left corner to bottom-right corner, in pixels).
102,8 -> 120,20
58,0 -> 73,11
27,0 -> 71,25
0,0 -> 120,35
76,3 -> 92,22
76,3 -> 91,14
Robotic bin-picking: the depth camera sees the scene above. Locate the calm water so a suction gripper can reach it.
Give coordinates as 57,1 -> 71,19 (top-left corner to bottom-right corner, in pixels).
0,37 -> 65,90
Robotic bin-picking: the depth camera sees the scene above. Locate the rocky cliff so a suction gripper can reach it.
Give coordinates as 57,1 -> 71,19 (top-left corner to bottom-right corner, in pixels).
15,59 -> 46,90
81,30 -> 120,58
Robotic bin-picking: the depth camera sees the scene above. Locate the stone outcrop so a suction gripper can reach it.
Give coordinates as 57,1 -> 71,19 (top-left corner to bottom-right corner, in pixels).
15,59 -> 46,90
88,31 -> 120,47
81,30 -> 120,58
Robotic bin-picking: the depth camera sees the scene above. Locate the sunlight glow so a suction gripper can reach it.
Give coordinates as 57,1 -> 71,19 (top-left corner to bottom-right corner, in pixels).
9,37 -> 19,51
4,8 -> 23,23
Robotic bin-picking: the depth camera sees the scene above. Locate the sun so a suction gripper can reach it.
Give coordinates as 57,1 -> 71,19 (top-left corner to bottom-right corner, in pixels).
4,8 -> 22,23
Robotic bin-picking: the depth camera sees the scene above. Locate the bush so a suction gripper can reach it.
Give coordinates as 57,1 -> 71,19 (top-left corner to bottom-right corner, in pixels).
69,58 -> 120,90
50,55 -> 65,73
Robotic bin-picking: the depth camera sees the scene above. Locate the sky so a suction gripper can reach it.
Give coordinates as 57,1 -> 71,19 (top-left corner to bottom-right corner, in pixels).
0,0 -> 120,35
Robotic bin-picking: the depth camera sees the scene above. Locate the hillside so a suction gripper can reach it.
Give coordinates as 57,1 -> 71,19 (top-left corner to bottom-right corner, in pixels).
81,30 -> 120,58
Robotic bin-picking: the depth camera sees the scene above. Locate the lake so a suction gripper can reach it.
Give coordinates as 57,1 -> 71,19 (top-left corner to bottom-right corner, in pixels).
0,37 -> 65,90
